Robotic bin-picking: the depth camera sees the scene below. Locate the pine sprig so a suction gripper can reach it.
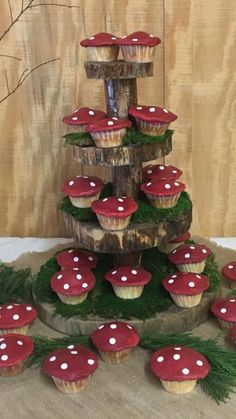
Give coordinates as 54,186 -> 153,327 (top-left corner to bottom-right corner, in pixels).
0,260 -> 32,304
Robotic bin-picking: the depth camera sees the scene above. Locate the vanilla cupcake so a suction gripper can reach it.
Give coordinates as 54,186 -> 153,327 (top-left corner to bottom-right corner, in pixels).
211,297 -> 236,331
142,164 -> 182,182
105,265 -> 151,299
222,261 -> 236,289
129,105 -> 177,136
62,107 -> 106,133
140,179 -> 185,209
0,334 -> 34,377
0,304 -> 37,335
158,231 -> 191,254
56,248 -> 97,270
168,244 -> 212,273
62,175 -> 104,208
118,31 -> 161,63
80,32 -> 119,62
87,117 -> 131,148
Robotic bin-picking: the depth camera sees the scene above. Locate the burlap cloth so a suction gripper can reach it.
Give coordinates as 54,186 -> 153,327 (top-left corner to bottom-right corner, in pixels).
1,238 -> 236,419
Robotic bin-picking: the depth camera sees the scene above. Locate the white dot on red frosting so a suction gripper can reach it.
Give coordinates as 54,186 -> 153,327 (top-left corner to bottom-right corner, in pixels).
110,324 -> 117,329
188,282 -> 195,288
26,306 -> 32,311
172,170 -> 178,174
63,283 -> 70,290
111,37 -> 117,40
118,206 -> 124,211
173,354 -> 181,360
107,121 -> 114,126
127,325 -> 132,329
159,165 -> 165,170
67,345 -> 74,349
88,256 -> 94,261
57,274 -> 62,279
202,249 -> 207,254
89,36 -> 95,40
13,314 -> 19,320
0,338 -> 4,342
147,182 -> 152,186
73,257 -> 79,262
0,343 -> 6,349
182,368 -> 190,375
89,110 -> 95,115
157,356 -> 164,362
132,38 -> 138,41
7,305 -> 13,309
172,249 -> 177,253
112,270 -> 117,275
98,325 -> 104,329
228,265 -> 234,269
83,176 -> 88,178
190,246 -> 195,249
168,279 -> 174,284
185,253 -> 191,259
109,338 -> 116,345
149,107 -> 155,112
112,117 -> 118,120
72,116 -> 78,121
76,274 -> 82,280
131,270 -> 137,275
88,359 -> 95,365
82,283 -> 88,288
70,351 -> 78,355
69,181 -> 74,186
60,363 -> 68,370
136,106 -> 142,110
17,341 -> 23,346
230,299 -> 236,302
68,249 -> 73,253
121,276 -> 128,282
1,355 -> 8,361
174,182 -> 179,186
174,347 -> 181,350
196,360 -> 203,366
172,274 -> 177,278
118,198 -> 124,202
90,182 -> 96,187
73,268 -> 79,271
49,356 -> 56,362
220,308 -> 227,314
103,198 -> 108,202
196,275 -> 201,279
149,34 -> 154,37
165,184 -> 171,189
147,169 -> 152,174
163,108 -> 168,113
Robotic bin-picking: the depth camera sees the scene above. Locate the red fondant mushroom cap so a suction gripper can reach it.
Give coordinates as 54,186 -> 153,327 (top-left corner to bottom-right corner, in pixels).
129,105 -> 177,124
150,346 -> 210,381
231,325 -> 236,342
62,175 -> 104,198
169,231 -> 190,244
117,31 -> 161,47
211,297 -> 236,322
43,345 -> 98,381
0,334 -> 34,367
222,261 -> 236,283
80,32 -> 119,47
62,107 -> 106,126
168,244 -> 212,264
162,272 -> 210,295
0,303 -> 37,329
105,265 -> 151,287
56,249 -> 97,270
87,117 -> 132,133
50,268 -> 96,296
91,321 -> 140,352
140,179 -> 185,197
142,164 -> 182,182
91,196 -> 138,218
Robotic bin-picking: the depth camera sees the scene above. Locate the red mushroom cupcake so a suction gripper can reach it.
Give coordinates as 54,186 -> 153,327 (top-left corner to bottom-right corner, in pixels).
142,164 -> 182,182
62,107 -> 106,133
62,175 -> 104,208
168,244 -> 212,273
56,248 -> 97,270
162,272 -> 210,308
158,231 -> 191,254
0,334 -> 34,377
91,321 -> 139,364
43,345 -> 98,393
140,179 -> 185,209
80,32 -> 119,62
222,261 -> 236,289
105,265 -> 151,299
211,297 -> 236,331
150,346 -> 211,394
129,105 -> 177,136
0,303 -> 37,335
87,117 -> 131,148
118,31 -> 161,63
91,196 -> 138,231
50,268 -> 96,305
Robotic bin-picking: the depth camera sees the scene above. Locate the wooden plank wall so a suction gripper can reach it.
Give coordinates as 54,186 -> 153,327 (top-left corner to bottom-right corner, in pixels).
0,0 -> 235,237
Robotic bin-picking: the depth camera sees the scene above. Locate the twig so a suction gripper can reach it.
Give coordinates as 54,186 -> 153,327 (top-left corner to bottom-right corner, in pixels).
28,3 -> 80,9
7,0 -> 14,24
21,0 -> 25,11
0,54 -> 22,62
0,0 -> 34,43
0,57 -> 60,104
4,72 -> 10,94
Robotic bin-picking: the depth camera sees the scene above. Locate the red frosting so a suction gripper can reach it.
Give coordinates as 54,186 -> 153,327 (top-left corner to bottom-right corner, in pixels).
91,196 -> 138,218
0,334 -> 34,367
43,345 -> 98,381
169,231 -> 190,244
222,261 -> 236,282
117,31 -> 161,47
0,303 -> 37,329
80,32 -> 119,47
162,272 -> 209,295
211,297 -> 236,322
140,179 -> 185,197
50,268 -> 96,296
56,249 -> 97,270
232,325 -> 236,342
150,346 -> 210,381
62,107 -> 106,126
129,105 -> 177,123
168,244 -> 212,264
142,164 -> 182,182
105,265 -> 151,287
90,321 -> 140,352
87,117 -> 132,133
62,176 -> 104,198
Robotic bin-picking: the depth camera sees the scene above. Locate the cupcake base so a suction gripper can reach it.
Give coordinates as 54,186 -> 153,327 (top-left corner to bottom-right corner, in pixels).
176,261 -> 206,274
120,45 -> 156,63
160,379 -> 197,394
135,118 -> 169,136
0,359 -> 28,377
87,46 -> 119,62
57,292 -> 88,305
90,128 -> 126,148
217,319 -> 236,332
98,348 -> 133,364
96,214 -> 131,231
112,285 -> 144,299
170,292 -> 203,308
0,325 -> 29,335
69,192 -> 101,208
52,375 -> 90,393
146,193 -> 181,209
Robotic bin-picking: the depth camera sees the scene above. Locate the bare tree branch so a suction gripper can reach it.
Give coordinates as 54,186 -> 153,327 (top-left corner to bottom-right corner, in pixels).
21,0 -> 25,11
7,0 -> 14,24
0,54 -> 22,61
0,0 -> 34,43
4,72 -> 10,94
0,57 -> 60,104
28,3 -> 80,9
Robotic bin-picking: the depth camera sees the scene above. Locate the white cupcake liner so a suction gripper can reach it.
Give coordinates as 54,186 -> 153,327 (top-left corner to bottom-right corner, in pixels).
112,285 -> 144,299
146,192 -> 181,208
96,214 -> 131,231
69,192 -> 101,208
176,261 -> 206,274
120,45 -> 156,63
98,348 -> 132,364
52,375 -> 91,393
0,359 -> 29,377
0,325 -> 29,335
160,379 -> 197,394
170,292 -> 203,308
68,124 -> 86,133
135,118 -> 169,136
87,46 -> 119,62
57,292 -> 88,305
90,128 -> 126,148
217,319 -> 236,332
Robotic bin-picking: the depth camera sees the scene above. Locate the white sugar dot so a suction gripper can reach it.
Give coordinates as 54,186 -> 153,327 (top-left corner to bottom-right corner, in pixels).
17,341 -> 23,346
82,283 -> 88,288
68,249 -> 74,253
67,345 -> 74,349
89,110 -> 95,115
76,274 -> 82,280
13,314 -> 19,320
73,257 -> 79,262
190,246 -> 195,249
60,363 -> 68,370
88,358 -> 95,365
163,108 -> 168,113
174,182 -> 179,186
172,274 -> 177,278
63,283 -> 70,290
168,279 -> 174,284
132,38 -> 138,41
188,282 -> 195,287
196,275 -> 201,279
73,268 -> 79,271
118,206 -> 124,211
83,176 -> 88,179
109,338 -> 116,345
174,347 -> 181,350
103,198 -> 108,202
49,356 -> 56,362
173,354 -> 181,360
184,253 -> 190,259
1,355 -> 8,361
121,276 -> 128,282
202,249 -> 207,254
88,256 -> 94,261
149,34 -> 154,38
172,170 -> 178,174
26,306 -> 32,311
107,121 -> 114,126
57,274 -> 63,279
172,249 -> 177,254
127,325 -> 132,329
112,117 -> 118,120
230,299 -> 236,302
118,198 -> 124,202
110,324 -> 117,329
72,116 -> 78,121
159,165 -> 165,170
70,350 -> 78,355
7,305 -> 13,309
131,270 -> 137,275
147,182 -> 152,186
228,265 -> 234,269
196,360 -> 203,366
89,36 -> 95,40
136,106 -> 142,110
111,37 -> 117,40
147,169 -> 152,174
90,182 -> 96,187
182,368 -> 190,375
157,356 -> 164,363
220,308 -> 227,314
98,325 -> 104,329
164,184 -> 171,189
0,338 -> 4,342
0,343 -> 6,349
149,107 -> 155,112
69,181 -> 74,186
112,270 -> 117,275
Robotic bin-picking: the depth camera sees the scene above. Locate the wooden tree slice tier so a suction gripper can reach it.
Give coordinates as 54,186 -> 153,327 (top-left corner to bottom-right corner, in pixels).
84,60 -> 153,80
73,136 -> 172,167
33,289 -> 219,336
64,207 -> 192,253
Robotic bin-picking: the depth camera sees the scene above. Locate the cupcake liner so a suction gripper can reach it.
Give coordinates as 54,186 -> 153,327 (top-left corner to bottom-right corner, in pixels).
87,46 -> 119,62
176,261 -> 206,274
0,359 -> 28,377
90,128 -> 126,148
52,375 -> 90,393
146,192 -> 181,209
69,192 -> 101,208
170,292 -> 203,308
0,325 -> 29,335
217,319 -> 236,332
120,45 -> 156,63
57,292 -> 88,305
96,214 -> 131,231
98,348 -> 133,364
112,285 -> 144,299
135,118 -> 169,136
68,124 -> 87,133
160,379 -> 197,394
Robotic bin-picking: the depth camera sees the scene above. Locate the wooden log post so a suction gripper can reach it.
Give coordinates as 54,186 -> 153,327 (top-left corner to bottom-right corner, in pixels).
104,78 -> 137,119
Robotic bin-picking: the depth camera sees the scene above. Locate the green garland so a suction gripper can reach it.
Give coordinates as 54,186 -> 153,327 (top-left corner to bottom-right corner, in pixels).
0,261 -> 32,305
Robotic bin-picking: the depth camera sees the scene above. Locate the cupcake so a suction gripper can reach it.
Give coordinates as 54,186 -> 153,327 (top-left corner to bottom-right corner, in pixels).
158,231 -> 191,254
50,268 -> 96,305
211,297 -> 236,331
150,346 -> 210,394
222,261 -> 236,289
231,325 -> 236,344
0,334 -> 34,377
62,175 -> 104,208
162,272 -> 210,308
56,248 -> 97,270
118,31 -> 161,63
91,196 -> 138,231
129,105 -> 177,136
0,303 -> 37,335
90,321 -> 139,364
80,32 -> 119,62
142,164 -> 182,182
105,265 -> 151,299
87,117 -> 131,148
43,345 -> 98,393
62,107 -> 106,133
168,244 -> 212,273
140,179 -> 185,209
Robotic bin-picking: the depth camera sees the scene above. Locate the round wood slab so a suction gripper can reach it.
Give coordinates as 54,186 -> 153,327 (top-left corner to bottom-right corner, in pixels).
84,60 -> 153,80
